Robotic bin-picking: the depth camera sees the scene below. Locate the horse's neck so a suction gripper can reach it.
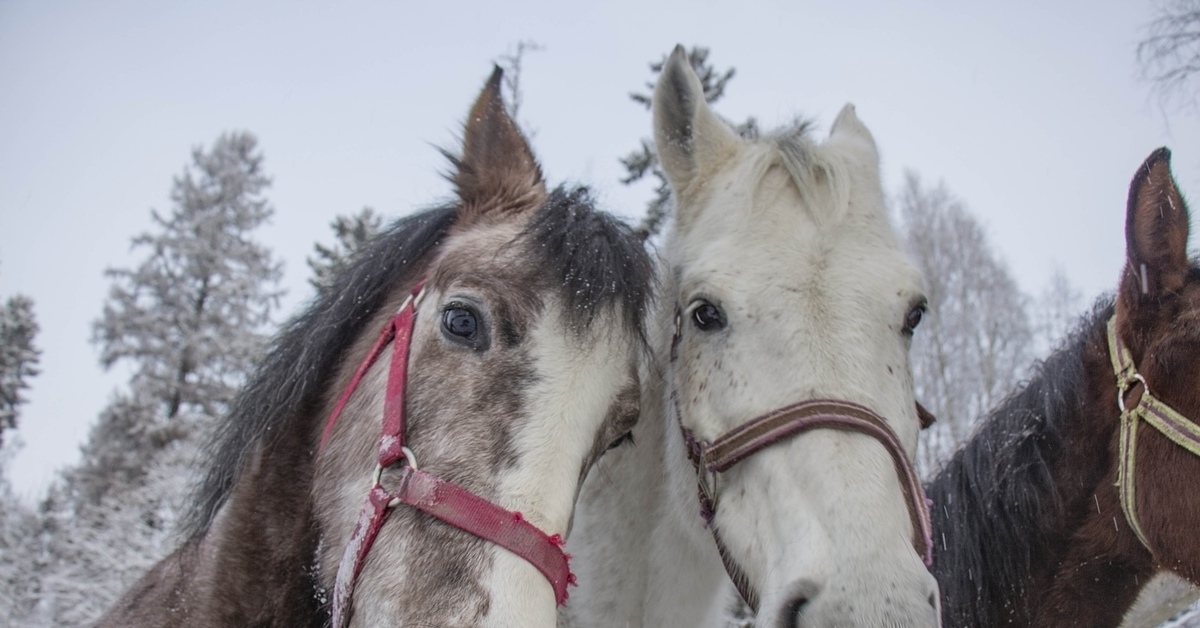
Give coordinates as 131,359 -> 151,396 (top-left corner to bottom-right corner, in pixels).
564,351 -> 736,628
928,316 -> 1135,626
201,438 -> 324,625
95,438 -> 325,628
564,363 -> 667,625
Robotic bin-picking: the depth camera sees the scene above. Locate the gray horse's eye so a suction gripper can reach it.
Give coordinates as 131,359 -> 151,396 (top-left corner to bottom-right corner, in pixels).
443,307 -> 478,339
691,301 -> 726,331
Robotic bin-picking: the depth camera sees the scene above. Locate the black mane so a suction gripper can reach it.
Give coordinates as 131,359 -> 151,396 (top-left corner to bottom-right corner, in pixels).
182,186 -> 652,538
926,297 -> 1113,627
183,206 -> 458,537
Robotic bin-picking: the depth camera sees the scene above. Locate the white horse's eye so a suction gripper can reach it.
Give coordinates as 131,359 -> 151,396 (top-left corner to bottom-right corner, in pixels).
904,304 -> 925,335
606,431 -> 635,451
691,301 -> 726,331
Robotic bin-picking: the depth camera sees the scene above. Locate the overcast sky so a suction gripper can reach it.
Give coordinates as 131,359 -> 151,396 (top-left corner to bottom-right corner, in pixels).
2,0 -> 1197,500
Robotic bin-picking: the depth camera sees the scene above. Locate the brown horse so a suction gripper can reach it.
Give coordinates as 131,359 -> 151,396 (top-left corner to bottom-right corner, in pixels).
928,147 -> 1200,627
93,69 -> 652,628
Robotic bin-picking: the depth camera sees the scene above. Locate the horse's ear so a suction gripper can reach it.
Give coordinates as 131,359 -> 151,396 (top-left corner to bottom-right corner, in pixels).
829,104 -> 879,164
1120,148 -> 1190,312
653,45 -> 740,218
450,66 -> 546,223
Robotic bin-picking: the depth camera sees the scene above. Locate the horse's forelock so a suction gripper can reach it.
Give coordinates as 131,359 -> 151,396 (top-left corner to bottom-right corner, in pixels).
519,185 -> 654,345
700,120 -> 858,231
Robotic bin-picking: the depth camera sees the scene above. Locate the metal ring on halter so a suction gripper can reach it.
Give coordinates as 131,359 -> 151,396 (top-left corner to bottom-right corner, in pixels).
371,446 -> 421,489
1118,372 -> 1148,413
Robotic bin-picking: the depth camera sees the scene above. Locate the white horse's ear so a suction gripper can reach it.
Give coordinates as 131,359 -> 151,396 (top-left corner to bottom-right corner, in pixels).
829,103 -> 879,162
653,45 -> 740,211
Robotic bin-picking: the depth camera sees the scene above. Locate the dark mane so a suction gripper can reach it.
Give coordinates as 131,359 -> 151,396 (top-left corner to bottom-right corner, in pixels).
182,205 -> 458,538
522,185 -> 653,341
182,186 -> 652,539
926,296 -> 1113,627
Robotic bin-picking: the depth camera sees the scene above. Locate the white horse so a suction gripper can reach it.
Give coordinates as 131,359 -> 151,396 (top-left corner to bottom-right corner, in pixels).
565,46 -> 940,627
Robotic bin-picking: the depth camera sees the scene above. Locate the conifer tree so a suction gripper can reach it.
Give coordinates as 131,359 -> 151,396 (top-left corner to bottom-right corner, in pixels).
92,131 -> 282,427
307,207 -> 383,295
0,287 -> 39,447
30,132 -> 284,624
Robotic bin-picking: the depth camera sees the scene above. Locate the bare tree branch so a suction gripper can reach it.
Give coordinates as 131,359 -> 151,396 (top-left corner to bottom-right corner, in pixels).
1138,0 -> 1200,108
495,40 -> 544,128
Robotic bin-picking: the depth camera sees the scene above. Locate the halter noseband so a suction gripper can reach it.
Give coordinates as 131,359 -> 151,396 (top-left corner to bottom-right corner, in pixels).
319,280 -> 574,627
670,310 -> 934,611
1109,316 -> 1200,550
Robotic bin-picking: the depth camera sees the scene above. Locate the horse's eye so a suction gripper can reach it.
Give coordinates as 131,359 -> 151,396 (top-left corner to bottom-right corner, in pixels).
904,304 -> 925,335
607,431 -> 635,451
691,301 -> 726,331
443,307 -> 478,339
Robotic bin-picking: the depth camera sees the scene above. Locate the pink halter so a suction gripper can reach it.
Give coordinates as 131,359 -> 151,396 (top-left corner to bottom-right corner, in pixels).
319,279 -> 574,627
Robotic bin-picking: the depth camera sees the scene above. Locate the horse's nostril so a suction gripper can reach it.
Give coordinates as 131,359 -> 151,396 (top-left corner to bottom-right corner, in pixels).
777,594 -> 810,628
777,578 -> 821,628
787,595 -> 810,619
929,591 -> 938,610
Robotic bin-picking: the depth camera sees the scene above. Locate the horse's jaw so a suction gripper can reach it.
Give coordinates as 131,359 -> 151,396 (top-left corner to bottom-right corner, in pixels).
658,409 -> 941,628
728,452 -> 940,626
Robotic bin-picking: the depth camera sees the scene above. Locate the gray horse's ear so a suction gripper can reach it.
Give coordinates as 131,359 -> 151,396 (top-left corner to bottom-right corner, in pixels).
450,66 -> 546,224
653,45 -> 740,217
1121,147 -> 1189,304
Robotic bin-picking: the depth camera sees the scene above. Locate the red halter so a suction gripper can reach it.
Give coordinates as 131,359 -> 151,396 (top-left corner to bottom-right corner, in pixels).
319,280 -> 574,628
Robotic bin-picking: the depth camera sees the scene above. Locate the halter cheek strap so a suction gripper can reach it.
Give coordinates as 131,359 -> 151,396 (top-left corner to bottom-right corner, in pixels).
319,281 -> 574,628
1109,316 -> 1200,550
669,309 -> 934,611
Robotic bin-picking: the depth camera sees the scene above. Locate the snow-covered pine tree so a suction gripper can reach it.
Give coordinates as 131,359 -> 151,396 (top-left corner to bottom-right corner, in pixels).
30,132 -> 284,625
0,274 -> 44,623
621,46 -> 757,239
0,477 -> 42,625
307,207 -> 383,295
0,290 -> 40,447
93,131 -> 283,429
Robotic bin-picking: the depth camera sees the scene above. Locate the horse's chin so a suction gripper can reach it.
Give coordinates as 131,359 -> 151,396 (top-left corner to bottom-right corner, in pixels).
754,564 -> 942,628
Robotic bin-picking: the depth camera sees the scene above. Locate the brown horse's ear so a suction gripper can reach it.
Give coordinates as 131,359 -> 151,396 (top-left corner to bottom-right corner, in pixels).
1121,148 -> 1190,308
449,66 -> 546,224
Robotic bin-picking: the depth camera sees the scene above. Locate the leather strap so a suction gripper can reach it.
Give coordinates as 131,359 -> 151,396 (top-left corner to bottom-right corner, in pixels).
1110,316 -> 1200,550
680,399 -> 934,566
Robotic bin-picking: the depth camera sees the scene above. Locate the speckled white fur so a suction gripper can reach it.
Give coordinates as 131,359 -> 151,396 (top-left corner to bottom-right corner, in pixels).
565,46 -> 940,627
